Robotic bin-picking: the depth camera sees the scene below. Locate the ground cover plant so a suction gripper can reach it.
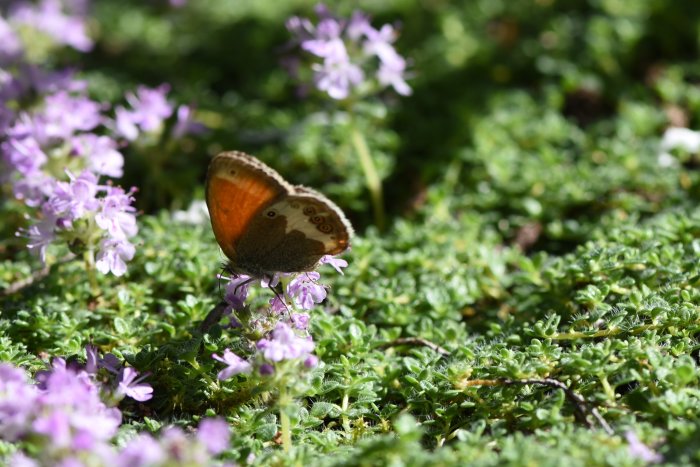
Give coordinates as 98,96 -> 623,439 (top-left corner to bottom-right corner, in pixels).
2,0 -> 700,465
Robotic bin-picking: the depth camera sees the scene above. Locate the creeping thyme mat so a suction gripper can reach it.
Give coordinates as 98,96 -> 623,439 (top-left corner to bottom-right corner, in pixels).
3,1 -> 700,466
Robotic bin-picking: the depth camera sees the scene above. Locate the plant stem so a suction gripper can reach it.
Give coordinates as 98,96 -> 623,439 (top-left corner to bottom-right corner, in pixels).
350,125 -> 385,231
279,386 -> 292,453
341,392 -> 351,433
83,249 -> 99,295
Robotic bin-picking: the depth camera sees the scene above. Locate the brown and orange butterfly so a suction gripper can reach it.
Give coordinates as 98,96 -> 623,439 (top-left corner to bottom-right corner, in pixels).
205,151 -> 353,277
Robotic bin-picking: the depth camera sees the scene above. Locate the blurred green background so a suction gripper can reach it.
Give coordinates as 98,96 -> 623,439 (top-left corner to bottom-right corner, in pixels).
70,0 -> 700,235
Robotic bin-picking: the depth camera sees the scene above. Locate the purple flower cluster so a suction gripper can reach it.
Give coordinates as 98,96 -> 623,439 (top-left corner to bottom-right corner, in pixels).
20,170 -> 139,276
1,2 -> 207,276
1,22 -> 207,277
286,4 -> 411,99
112,83 -> 206,142
257,322 -> 317,368
0,62 -> 140,275
212,348 -> 252,380
1,0 -> 93,60
0,359 -> 121,463
3,85 -> 114,203
1,353 -> 231,465
112,418 -> 231,467
213,255 -> 348,380
214,321 -> 317,381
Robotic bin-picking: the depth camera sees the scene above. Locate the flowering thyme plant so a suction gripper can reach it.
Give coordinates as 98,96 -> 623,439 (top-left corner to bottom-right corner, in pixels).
211,254 -> 348,451
1,2 -> 205,279
286,4 -> 411,100
0,348 -> 232,466
285,4 -> 411,230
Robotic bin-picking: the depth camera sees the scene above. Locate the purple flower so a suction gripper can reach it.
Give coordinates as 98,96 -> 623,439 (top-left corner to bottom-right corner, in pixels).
212,349 -> 252,380
287,6 -> 411,98
0,364 -> 39,441
269,294 -> 288,314
8,452 -> 39,467
304,355 -> 319,368
172,105 -> 207,139
32,410 -> 71,448
259,364 -> 275,376
291,313 -> 310,330
363,24 -> 399,64
99,353 -> 122,374
24,66 -> 87,95
377,57 -> 411,96
319,254 -> 348,274
625,431 -> 662,464
22,205 -> 58,263
95,238 -> 136,277
286,16 -> 314,41
287,272 -> 327,310
8,92 -> 102,144
10,0 -> 93,52
2,137 -> 48,176
41,91 -> 103,139
72,134 -> 124,178
301,18 -> 346,59
15,171 -> 111,261
117,433 -> 165,467
49,170 -> 101,222
361,24 -> 411,96
94,186 -> 138,240
223,275 -> 252,312
116,368 -> 153,402
11,170 -> 54,207
32,359 -> 121,449
85,345 -> 99,374
124,84 -> 174,132
312,57 -> 364,100
112,84 -> 174,141
256,322 -> 315,362
197,418 -> 230,455
114,107 -> 140,141
0,17 -> 22,64
346,11 -> 370,41
260,273 -> 282,289
160,427 -> 209,465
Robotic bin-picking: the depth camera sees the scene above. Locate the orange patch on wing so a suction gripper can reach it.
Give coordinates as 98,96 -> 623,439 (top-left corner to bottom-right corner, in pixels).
206,172 -> 281,260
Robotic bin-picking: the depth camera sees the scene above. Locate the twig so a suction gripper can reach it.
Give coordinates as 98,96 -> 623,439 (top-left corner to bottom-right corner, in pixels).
466,377 -> 614,435
2,254 -> 75,296
378,337 -> 451,357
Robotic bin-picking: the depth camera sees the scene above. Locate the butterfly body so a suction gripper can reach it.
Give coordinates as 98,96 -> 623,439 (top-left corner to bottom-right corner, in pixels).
206,151 -> 352,277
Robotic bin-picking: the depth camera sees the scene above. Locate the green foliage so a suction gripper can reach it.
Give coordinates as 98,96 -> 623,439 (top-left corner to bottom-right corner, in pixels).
4,0 -> 700,465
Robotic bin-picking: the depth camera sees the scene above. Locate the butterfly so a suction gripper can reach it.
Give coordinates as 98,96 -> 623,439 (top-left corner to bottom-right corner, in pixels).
205,151 -> 353,278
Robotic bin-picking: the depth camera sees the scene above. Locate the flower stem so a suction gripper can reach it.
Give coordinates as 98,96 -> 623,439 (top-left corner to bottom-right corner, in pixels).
279,386 -> 292,453
83,249 -> 99,295
341,392 -> 351,433
350,125 -> 385,231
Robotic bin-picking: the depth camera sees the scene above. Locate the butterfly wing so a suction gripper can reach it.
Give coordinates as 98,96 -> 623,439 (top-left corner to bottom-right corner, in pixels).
205,151 -> 291,263
282,186 -> 353,255
234,186 -> 353,274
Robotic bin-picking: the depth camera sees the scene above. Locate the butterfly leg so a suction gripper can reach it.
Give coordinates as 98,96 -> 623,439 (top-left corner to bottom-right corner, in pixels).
233,275 -> 258,297
263,273 -> 292,315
